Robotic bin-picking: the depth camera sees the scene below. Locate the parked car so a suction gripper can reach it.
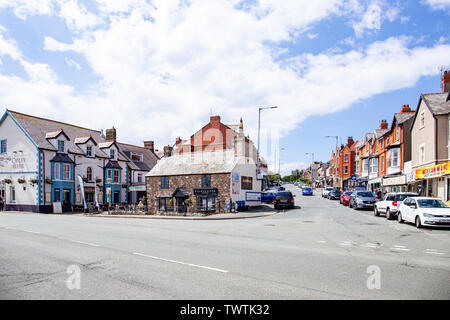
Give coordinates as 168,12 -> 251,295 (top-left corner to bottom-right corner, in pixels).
302,187 -> 313,196
268,186 -> 285,192
349,191 -> 377,210
322,187 -> 334,198
328,189 -> 341,200
374,192 -> 418,219
340,191 -> 353,206
397,197 -> 450,228
274,191 -> 295,210
261,190 -> 277,203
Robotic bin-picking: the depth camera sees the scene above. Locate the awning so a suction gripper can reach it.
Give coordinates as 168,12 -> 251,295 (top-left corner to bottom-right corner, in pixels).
368,177 -> 382,184
172,188 -> 188,198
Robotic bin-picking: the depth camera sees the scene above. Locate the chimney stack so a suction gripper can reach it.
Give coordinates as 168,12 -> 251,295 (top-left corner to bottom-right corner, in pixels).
210,115 -> 221,127
347,136 -> 354,147
163,145 -> 173,157
175,137 -> 182,145
442,70 -> 450,93
106,126 -> 117,142
400,104 -> 411,113
144,141 -> 154,152
380,120 -> 388,130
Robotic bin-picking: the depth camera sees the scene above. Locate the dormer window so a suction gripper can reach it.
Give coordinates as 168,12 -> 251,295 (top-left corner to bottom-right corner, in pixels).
110,149 -> 116,160
86,145 -> 93,157
58,140 -> 65,153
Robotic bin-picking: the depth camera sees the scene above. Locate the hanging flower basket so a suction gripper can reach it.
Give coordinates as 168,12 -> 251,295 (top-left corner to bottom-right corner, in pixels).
185,198 -> 192,205
30,178 -> 38,185
96,178 -> 102,183
45,179 -> 53,184
121,184 -> 128,188
17,178 -> 26,184
4,179 -> 12,184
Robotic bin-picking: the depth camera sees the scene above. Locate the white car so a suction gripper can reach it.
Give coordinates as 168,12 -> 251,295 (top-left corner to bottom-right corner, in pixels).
397,197 -> 450,228
322,187 -> 334,198
374,192 -> 418,220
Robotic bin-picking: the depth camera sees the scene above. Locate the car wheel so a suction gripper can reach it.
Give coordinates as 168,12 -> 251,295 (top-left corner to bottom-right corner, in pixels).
415,216 -> 422,229
374,206 -> 379,216
397,212 -> 404,224
386,208 -> 391,220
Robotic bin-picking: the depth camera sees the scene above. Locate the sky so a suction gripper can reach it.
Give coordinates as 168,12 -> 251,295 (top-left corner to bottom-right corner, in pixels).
0,0 -> 449,176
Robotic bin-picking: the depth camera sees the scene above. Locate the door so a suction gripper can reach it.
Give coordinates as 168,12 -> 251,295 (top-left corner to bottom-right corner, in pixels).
62,189 -> 71,212
176,197 -> 187,213
113,191 -> 120,204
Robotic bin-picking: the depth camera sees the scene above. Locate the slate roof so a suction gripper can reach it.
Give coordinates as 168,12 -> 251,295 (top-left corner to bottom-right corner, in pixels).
394,112 -> 415,124
50,153 -> 74,163
105,160 -> 122,169
7,110 -> 127,161
374,129 -> 389,139
146,150 -> 253,176
117,142 -> 159,173
422,93 -> 450,115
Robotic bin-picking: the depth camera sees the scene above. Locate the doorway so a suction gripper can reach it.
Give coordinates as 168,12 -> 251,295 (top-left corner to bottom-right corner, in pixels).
62,189 -> 72,212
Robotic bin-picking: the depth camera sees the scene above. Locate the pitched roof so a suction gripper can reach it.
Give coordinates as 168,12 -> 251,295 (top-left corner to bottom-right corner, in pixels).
422,93 -> 450,115
146,150 -> 253,176
117,142 -> 159,172
394,112 -> 415,124
375,129 -> 390,139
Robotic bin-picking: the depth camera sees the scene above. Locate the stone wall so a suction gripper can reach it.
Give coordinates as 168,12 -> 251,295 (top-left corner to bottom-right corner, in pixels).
146,173 -> 231,215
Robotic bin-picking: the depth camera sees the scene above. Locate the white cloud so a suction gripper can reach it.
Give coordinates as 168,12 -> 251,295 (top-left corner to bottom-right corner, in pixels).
0,0 -> 54,19
57,0 -> 102,31
422,0 -> 450,10
0,0 -> 450,152
65,57 -> 81,70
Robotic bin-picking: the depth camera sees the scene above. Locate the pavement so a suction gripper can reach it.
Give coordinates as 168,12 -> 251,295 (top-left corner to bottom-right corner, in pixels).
0,184 -> 449,300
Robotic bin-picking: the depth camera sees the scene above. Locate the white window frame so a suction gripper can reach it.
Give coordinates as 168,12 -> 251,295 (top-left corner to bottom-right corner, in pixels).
370,158 -> 378,174
344,165 -> 348,175
392,149 -> 399,167
420,112 -> 425,129
63,164 -> 71,180
54,163 -> 61,180
344,154 -> 348,163
86,145 -> 93,157
419,144 -> 425,164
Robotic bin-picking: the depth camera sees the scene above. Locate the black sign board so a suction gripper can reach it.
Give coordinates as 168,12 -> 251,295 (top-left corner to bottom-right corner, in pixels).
194,188 -> 218,197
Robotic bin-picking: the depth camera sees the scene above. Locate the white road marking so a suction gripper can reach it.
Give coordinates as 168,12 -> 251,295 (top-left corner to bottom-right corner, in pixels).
133,252 -> 229,273
339,241 -> 356,247
361,243 -> 379,248
68,240 -> 100,247
23,230 -> 41,234
390,245 -> 410,252
425,249 -> 445,256
316,240 -> 327,244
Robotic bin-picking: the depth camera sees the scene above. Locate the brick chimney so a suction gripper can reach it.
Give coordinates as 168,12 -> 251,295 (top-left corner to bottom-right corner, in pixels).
400,104 -> 411,113
443,70 -> 450,93
175,137 -> 182,145
106,126 -> 117,142
210,115 -> 221,127
347,136 -> 354,147
144,141 -> 154,152
379,120 -> 388,130
163,145 -> 173,157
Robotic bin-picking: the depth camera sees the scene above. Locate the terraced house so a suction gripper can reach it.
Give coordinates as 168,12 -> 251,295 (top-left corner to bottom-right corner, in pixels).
0,110 -> 158,213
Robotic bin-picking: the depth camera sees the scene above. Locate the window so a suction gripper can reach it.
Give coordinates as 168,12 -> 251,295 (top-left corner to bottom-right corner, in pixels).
201,174 -> 211,188
161,176 -> 169,189
63,164 -> 71,180
420,112 -> 425,128
9,186 -> 15,202
113,170 -> 119,183
419,145 -> 425,164
241,176 -> 253,190
107,169 -> 112,181
110,149 -> 115,159
86,145 -> 93,157
344,166 -> 348,174
87,167 -> 93,181
54,163 -> 60,180
131,152 -> 143,162
158,197 -> 173,211
197,197 -> 216,211
381,155 -> 385,171
344,154 -> 348,162
392,149 -> 399,167
362,159 -> 369,172
370,158 -> 378,174
137,173 -> 143,183
396,126 -> 400,142
0,140 -> 6,154
58,140 -> 65,153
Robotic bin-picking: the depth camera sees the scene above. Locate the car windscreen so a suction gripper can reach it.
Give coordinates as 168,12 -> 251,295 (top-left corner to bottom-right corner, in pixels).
332,190 -> 341,194
344,192 -> 352,196
357,192 -> 373,197
326,187 -> 334,191
395,194 -> 417,201
276,192 -> 292,199
304,188 -> 312,191
417,199 -> 449,208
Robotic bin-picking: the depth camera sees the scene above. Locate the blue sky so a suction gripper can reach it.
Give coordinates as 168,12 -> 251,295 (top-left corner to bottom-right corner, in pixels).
0,0 -> 449,175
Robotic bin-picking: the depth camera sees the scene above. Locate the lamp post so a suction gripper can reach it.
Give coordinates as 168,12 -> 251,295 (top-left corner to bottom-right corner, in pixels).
325,136 -> 339,188
257,106 -> 278,176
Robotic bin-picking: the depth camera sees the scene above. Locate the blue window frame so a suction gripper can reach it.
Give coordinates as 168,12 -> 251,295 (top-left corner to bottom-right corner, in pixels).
57,140 -> 65,153
0,140 -> 6,154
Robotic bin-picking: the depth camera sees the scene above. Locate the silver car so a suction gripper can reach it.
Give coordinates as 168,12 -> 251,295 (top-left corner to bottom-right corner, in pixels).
349,191 -> 377,210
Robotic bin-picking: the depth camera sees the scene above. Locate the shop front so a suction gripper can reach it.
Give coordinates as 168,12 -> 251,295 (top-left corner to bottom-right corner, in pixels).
414,162 -> 450,202
368,177 -> 382,192
194,188 -> 218,212
382,175 -> 407,193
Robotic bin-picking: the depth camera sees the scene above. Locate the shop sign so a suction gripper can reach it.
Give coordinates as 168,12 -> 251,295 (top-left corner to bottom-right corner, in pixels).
383,175 -> 406,186
245,192 -> 261,202
232,172 -> 240,194
194,188 -> 218,197
415,162 -> 450,180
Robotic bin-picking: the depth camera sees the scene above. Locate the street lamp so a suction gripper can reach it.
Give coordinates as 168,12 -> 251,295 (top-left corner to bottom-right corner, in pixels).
325,136 -> 338,188
257,106 -> 278,175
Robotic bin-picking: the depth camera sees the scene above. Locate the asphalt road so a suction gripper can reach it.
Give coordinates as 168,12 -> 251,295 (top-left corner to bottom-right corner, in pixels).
0,184 -> 449,300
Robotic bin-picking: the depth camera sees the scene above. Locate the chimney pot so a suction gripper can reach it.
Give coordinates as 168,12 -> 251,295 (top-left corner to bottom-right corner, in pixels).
105,127 -> 117,142
442,70 -> 450,93
176,137 -> 182,145
163,145 -> 173,157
